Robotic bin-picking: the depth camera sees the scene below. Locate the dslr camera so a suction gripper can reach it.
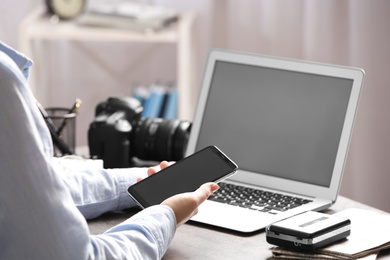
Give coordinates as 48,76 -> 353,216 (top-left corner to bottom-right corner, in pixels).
88,96 -> 191,168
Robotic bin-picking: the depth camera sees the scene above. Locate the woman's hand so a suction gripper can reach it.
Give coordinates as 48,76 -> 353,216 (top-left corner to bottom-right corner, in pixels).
137,160 -> 219,227
137,161 -> 174,182
161,182 -> 219,227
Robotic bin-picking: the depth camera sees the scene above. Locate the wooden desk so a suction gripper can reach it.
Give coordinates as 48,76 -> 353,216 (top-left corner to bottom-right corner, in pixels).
88,196 -> 390,259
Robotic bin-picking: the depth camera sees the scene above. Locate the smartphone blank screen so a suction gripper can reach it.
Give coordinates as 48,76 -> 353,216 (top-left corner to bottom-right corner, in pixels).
127,146 -> 237,207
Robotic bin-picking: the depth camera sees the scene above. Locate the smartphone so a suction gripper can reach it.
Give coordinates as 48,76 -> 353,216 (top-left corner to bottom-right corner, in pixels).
127,145 -> 238,208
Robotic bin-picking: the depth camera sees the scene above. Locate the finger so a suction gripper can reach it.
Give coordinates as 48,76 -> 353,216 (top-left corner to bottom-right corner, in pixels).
193,183 -> 219,204
147,164 -> 161,176
147,161 -> 174,176
185,183 -> 219,221
159,161 -> 169,170
160,161 -> 175,170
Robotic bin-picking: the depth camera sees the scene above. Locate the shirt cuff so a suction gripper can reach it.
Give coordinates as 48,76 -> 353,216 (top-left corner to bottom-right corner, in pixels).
105,205 -> 177,258
107,167 -> 148,210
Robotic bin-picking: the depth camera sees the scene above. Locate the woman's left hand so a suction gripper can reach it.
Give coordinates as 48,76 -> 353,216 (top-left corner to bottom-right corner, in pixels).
137,161 -> 175,182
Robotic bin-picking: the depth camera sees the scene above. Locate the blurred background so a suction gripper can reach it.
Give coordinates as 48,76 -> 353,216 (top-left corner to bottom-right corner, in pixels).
1,0 -> 390,212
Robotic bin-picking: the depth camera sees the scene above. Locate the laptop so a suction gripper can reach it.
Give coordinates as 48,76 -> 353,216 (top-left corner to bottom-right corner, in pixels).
186,49 -> 364,233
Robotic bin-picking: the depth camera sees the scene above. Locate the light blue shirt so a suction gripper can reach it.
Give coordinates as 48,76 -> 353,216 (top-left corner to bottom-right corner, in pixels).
0,41 -> 176,260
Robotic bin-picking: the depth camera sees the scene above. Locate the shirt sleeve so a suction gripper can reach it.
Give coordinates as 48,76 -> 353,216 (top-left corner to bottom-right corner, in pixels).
0,41 -> 176,260
54,159 -> 149,219
91,205 -> 176,259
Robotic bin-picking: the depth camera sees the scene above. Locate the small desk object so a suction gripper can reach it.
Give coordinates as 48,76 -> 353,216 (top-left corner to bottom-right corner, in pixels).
88,196 -> 390,259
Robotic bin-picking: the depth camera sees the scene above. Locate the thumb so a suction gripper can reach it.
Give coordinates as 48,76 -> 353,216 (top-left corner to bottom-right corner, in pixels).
193,182 -> 219,204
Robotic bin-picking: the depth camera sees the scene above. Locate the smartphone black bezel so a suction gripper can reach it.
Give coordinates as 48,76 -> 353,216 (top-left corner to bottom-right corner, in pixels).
127,145 -> 238,208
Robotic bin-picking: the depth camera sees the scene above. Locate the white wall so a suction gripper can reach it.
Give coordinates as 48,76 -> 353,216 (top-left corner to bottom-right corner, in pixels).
1,0 -> 390,213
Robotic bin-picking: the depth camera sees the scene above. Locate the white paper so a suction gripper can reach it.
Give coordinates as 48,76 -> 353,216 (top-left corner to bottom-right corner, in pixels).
323,208 -> 390,255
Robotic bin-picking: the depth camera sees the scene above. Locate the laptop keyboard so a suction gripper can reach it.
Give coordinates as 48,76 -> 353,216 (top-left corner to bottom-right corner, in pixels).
208,182 -> 313,215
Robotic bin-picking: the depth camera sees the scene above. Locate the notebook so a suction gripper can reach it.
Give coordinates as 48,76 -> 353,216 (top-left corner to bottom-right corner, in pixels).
186,49 -> 364,233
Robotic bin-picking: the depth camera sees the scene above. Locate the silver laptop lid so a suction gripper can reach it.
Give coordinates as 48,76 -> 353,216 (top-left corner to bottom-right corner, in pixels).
186,49 -> 364,202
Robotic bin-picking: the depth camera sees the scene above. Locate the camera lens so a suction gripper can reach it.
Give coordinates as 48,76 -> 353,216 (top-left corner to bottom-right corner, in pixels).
132,117 -> 191,162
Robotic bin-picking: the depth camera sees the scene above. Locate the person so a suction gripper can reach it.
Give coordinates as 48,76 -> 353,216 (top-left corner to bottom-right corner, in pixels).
0,41 -> 219,259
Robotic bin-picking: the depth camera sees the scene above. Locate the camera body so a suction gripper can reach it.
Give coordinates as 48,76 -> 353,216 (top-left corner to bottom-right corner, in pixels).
88,96 -> 191,168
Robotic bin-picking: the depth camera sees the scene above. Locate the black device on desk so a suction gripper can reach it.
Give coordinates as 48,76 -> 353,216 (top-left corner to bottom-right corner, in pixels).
266,211 -> 351,250
127,145 -> 238,208
88,96 -> 191,168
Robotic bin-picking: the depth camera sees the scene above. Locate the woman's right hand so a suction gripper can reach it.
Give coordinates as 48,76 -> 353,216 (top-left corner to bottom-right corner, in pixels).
161,182 -> 219,227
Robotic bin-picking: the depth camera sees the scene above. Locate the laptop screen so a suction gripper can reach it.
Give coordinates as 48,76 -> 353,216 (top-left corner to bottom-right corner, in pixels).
187,49 -> 364,198
194,61 -> 353,187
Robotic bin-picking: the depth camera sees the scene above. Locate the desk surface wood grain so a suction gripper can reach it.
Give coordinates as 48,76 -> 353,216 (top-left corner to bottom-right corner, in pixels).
88,196 -> 390,259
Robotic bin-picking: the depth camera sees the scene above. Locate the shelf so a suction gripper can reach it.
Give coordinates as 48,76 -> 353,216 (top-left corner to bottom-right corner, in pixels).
22,9 -> 179,42
19,6 -> 197,121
